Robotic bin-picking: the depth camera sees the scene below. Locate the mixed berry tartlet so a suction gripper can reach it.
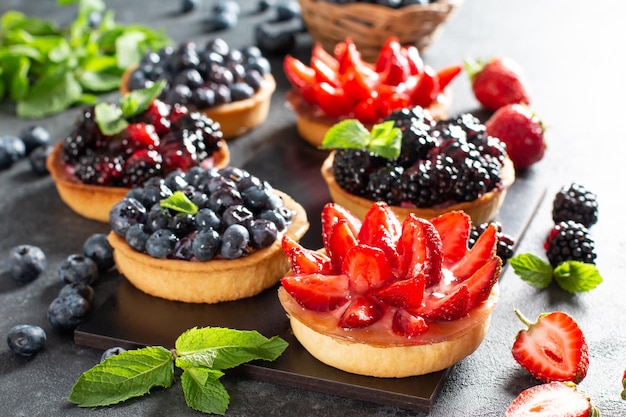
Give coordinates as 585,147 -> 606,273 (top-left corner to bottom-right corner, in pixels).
47,84 -> 230,223
319,106 -> 515,224
121,38 -> 276,139
279,202 -> 502,377
108,166 -> 309,304
283,36 -> 461,147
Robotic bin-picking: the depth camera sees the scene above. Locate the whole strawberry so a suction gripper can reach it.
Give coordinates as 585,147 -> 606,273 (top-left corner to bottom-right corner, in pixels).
511,309 -> 589,384
485,104 -> 546,170
466,56 -> 531,111
505,382 -> 599,417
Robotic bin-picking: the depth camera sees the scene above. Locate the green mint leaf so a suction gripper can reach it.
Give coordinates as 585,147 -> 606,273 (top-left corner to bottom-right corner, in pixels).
319,119 -> 402,159
181,367 -> 229,415
78,70 -> 122,92
509,253 -> 554,289
16,69 -> 82,118
553,261 -> 603,293
119,80 -> 166,118
68,346 -> 174,407
175,327 -> 288,371
115,29 -> 147,69
94,102 -> 127,136
160,191 -> 199,215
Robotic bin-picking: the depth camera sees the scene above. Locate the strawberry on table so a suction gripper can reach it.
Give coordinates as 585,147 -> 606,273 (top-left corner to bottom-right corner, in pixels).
505,382 -> 600,417
485,104 -> 546,170
466,56 -> 531,111
511,309 -> 589,384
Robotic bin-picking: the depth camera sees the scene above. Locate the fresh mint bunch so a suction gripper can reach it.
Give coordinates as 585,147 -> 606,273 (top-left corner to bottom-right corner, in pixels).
69,327 -> 288,415
320,119 -> 402,160
510,253 -> 603,292
0,0 -> 170,118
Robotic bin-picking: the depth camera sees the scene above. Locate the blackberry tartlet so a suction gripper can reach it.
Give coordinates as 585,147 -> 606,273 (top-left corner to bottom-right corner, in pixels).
319,107 -> 515,224
107,166 -> 309,304
48,87 -> 230,223
121,39 -> 276,139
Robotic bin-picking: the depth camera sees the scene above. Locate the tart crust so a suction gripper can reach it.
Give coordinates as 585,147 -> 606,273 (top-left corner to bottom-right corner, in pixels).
320,150 -> 515,224
46,141 -> 230,223
121,69 -> 276,140
280,283 -> 499,378
108,190 -> 310,304
286,88 -> 452,148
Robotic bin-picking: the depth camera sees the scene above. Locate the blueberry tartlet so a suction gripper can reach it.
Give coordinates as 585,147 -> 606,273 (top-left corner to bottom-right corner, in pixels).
121,38 -> 276,139
319,107 -> 515,224
107,166 -> 309,304
48,86 -> 230,223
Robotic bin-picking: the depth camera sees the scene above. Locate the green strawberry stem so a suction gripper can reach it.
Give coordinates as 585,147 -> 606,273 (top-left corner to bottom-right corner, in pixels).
513,308 -> 533,328
463,57 -> 485,81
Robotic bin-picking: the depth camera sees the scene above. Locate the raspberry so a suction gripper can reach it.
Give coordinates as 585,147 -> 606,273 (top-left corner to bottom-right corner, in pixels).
552,183 -> 598,228
122,149 -> 163,186
544,220 -> 597,267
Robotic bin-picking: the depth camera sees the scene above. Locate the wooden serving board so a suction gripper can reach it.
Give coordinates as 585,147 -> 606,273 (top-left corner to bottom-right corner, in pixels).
74,165 -> 545,413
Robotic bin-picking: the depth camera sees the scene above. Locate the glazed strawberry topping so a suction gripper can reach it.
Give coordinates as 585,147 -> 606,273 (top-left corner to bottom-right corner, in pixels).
280,203 -> 503,342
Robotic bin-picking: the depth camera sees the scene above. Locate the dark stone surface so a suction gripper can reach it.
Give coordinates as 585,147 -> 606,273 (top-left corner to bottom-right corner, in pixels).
1,1 -> 626,416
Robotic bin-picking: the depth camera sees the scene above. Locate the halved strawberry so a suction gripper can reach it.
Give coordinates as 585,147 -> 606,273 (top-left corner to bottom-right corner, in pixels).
321,203 -> 361,253
451,223 -> 497,280
280,273 -> 349,312
327,219 -> 359,272
358,202 -> 401,267
343,245 -> 394,294
431,211 -> 471,269
282,235 -> 333,274
418,284 -> 470,321
504,382 -> 598,417
397,214 -> 443,288
338,295 -> 384,329
464,256 -> 501,308
511,310 -> 589,384
373,275 -> 425,309
392,309 -> 429,337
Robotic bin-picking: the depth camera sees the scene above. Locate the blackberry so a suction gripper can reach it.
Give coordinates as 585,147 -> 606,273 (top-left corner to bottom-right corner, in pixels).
74,154 -> 124,186
121,149 -> 163,186
452,158 -> 490,202
544,220 -> 597,267
401,157 -> 456,207
469,222 -> 515,264
365,165 -> 404,204
333,148 -> 383,196
552,183 -> 598,228
384,106 -> 435,133
453,113 -> 486,143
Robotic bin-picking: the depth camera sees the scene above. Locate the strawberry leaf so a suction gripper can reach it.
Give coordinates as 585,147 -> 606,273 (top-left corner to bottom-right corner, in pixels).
553,261 -> 603,293
509,253 -> 553,288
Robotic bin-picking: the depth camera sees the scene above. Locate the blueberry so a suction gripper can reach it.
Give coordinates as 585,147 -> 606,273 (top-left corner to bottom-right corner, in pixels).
7,324 -> 46,356
88,10 -> 103,27
181,0 -> 199,13
243,69 -> 264,91
58,282 -> 95,305
145,229 -> 178,258
174,236 -> 194,260
191,87 -> 217,108
192,229 -> 221,261
213,0 -> 241,16
206,11 -> 238,32
147,205 -> 171,232
248,219 -> 278,249
100,347 -> 127,362
220,224 -> 250,259
241,185 -> 282,210
19,125 -> 51,154
245,55 -> 272,76
209,187 -> 243,214
0,135 -> 26,170
28,144 -> 52,175
169,213 -> 196,236
222,204 -> 254,227
230,82 -> 255,100
110,198 -> 148,237
58,254 -> 99,285
255,22 -> 297,55
83,233 -> 114,272
165,84 -> 193,104
196,207 -> 222,230
125,223 -> 150,252
7,244 -> 47,283
257,0 -> 276,12
128,68 -> 150,91
275,0 -> 301,21
258,208 -> 288,231
47,293 -> 92,331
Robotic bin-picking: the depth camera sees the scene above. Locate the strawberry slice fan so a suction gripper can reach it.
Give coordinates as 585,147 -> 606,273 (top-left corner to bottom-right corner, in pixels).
278,202 -> 502,378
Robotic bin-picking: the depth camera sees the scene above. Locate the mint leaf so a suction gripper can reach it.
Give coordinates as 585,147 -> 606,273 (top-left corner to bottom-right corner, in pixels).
553,261 -> 603,293
181,367 -> 229,415
16,69 -> 82,118
175,327 -> 288,370
78,70 -> 122,92
509,253 -> 554,289
160,191 -> 199,215
68,346 -> 174,407
94,102 -> 127,136
119,79 -> 166,118
319,119 -> 402,159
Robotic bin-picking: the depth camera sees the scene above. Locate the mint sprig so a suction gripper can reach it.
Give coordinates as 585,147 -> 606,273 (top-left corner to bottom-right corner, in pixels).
69,327 -> 288,415
509,253 -> 603,292
160,191 -> 199,215
320,119 -> 402,160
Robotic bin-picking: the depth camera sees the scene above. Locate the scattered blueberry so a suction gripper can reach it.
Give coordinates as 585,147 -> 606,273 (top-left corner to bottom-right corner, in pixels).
18,125 -> 51,154
58,254 -> 99,285
181,0 -> 200,13
83,233 -> 115,272
7,244 -> 47,283
213,0 -> 241,16
0,135 -> 26,170
206,11 -> 238,32
47,293 -> 92,331
254,20 -> 301,55
100,346 -> 127,362
7,324 -> 47,356
28,144 -> 52,175
275,0 -> 301,21
58,282 -> 96,305
257,0 -> 276,12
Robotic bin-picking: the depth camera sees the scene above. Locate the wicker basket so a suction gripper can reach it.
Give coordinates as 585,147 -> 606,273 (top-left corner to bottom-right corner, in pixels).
298,0 -> 463,62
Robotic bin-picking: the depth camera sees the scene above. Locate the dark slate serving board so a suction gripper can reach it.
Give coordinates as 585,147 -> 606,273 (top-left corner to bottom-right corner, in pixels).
74,169 -> 545,413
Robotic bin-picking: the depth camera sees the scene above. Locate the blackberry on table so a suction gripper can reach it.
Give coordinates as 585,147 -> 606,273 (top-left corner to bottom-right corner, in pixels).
552,183 -> 598,228
544,220 -> 597,267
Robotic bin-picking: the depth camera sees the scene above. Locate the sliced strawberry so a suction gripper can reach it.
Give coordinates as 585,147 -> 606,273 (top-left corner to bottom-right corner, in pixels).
343,245 -> 394,294
339,296 -> 384,329
327,219 -> 359,272
392,309 -> 429,337
282,235 -> 333,274
311,43 -> 339,74
397,215 -> 443,287
311,55 -> 341,87
373,275 -> 425,309
463,256 -> 501,307
313,82 -> 354,119
436,64 -> 463,91
505,382 -> 596,417
283,55 -> 316,91
511,310 -> 589,384
321,203 -> 362,251
418,284 -> 470,321
358,202 -> 401,267
451,223 -> 497,280
430,211 -> 471,269
281,273 -> 349,312
409,66 -> 440,108
401,45 -> 423,76
374,36 -> 401,73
